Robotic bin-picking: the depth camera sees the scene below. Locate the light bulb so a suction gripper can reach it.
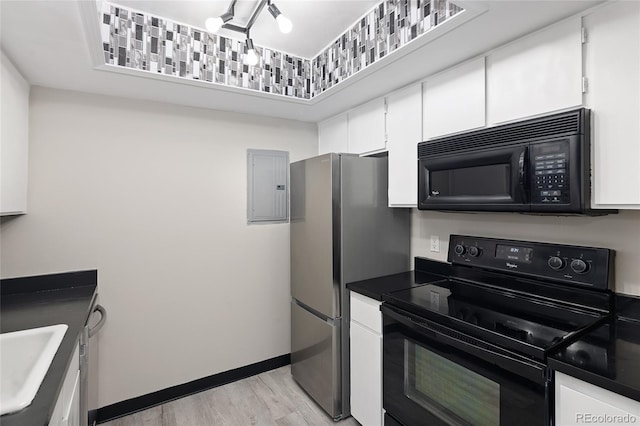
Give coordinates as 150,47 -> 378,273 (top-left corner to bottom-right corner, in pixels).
246,49 -> 259,66
205,16 -> 224,33
276,14 -> 292,34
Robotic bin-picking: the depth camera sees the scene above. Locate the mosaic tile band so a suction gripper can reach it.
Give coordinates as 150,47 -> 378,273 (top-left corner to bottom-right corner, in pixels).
100,0 -> 462,100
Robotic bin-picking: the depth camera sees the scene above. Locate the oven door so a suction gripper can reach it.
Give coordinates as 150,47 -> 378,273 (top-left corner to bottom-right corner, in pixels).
382,305 -> 549,426
418,145 -> 528,211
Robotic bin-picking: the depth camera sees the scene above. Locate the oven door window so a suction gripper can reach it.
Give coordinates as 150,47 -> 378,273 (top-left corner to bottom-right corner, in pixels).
383,310 -> 546,426
406,341 -> 500,426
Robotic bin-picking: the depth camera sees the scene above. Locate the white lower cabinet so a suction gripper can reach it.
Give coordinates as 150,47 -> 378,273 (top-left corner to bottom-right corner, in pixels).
50,343 -> 80,426
555,371 -> 640,426
350,292 -> 383,426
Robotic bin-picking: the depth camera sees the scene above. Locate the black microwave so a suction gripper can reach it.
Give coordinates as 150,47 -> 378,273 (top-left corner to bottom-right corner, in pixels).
418,108 -> 613,215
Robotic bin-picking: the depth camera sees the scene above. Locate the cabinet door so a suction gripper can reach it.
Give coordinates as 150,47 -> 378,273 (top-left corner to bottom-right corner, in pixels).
555,372 -> 640,426
486,17 -> 583,125
350,321 -> 383,426
387,84 -> 422,207
348,98 -> 386,155
584,1 -> 640,207
1,52 -> 29,216
62,371 -> 80,426
423,57 -> 485,140
318,113 -> 349,155
49,344 -> 80,426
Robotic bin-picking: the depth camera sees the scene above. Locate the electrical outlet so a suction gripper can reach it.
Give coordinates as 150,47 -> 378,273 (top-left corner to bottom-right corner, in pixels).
430,235 -> 440,253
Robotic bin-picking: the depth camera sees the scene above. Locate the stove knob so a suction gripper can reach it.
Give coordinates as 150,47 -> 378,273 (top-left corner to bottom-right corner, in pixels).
454,244 -> 466,256
468,246 -> 481,257
570,259 -> 590,274
548,256 -> 566,271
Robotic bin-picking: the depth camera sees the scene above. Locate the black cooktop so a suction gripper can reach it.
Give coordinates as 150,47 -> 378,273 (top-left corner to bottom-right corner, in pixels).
384,278 -> 606,360
382,235 -> 615,361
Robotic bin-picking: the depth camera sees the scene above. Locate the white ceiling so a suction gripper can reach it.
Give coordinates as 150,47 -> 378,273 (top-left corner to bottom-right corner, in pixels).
114,0 -> 380,58
0,0 -> 603,122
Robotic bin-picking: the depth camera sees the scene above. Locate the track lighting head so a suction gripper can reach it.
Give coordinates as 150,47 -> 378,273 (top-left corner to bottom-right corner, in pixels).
268,3 -> 292,34
205,12 -> 233,33
245,38 -> 259,66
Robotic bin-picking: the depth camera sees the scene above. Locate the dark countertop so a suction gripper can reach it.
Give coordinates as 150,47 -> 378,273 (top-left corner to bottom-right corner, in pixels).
549,294 -> 640,402
346,257 -> 451,300
1,271 -> 98,426
347,257 -> 640,402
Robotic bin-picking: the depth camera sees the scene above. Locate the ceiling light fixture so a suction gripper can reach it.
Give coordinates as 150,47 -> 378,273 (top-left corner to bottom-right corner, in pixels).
267,4 -> 292,34
245,38 -> 259,66
205,0 -> 293,65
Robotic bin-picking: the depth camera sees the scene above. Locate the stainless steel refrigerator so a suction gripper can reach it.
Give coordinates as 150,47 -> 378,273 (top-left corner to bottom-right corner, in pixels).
290,153 -> 411,420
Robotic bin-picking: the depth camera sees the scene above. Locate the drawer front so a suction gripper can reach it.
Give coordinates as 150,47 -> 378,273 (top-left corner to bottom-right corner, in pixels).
350,292 -> 382,334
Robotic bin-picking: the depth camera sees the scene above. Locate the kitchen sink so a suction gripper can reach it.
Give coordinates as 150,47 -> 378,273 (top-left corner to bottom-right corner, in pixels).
0,324 -> 68,416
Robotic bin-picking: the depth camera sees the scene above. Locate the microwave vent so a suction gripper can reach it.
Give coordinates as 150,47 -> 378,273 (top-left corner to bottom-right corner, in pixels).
419,109 -> 584,158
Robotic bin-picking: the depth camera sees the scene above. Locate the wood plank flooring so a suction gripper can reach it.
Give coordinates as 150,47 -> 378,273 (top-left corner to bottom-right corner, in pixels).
100,366 -> 361,426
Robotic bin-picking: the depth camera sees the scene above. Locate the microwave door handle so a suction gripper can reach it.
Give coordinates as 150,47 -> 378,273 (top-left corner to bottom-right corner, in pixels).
519,148 -> 527,190
518,148 -> 528,202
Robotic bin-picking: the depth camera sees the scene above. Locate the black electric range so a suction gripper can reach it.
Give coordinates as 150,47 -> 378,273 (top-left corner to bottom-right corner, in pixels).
381,235 -> 614,426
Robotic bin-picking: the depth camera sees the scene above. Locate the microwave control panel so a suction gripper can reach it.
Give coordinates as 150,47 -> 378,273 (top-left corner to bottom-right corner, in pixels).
530,140 -> 571,205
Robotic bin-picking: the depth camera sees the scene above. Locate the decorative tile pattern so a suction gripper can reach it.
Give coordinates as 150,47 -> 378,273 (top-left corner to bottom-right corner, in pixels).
100,2 -> 312,99
99,0 -> 462,99
312,0 -> 463,95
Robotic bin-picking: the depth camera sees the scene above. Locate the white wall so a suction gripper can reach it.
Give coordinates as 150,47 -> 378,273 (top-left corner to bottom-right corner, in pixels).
0,87 -> 318,407
412,210 -> 640,296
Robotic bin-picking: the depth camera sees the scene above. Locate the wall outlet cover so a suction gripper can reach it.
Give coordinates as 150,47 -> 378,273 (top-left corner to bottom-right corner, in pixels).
430,235 -> 440,253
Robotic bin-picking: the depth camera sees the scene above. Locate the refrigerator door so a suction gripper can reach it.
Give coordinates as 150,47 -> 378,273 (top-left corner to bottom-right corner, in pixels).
290,300 -> 341,418
340,156 -> 411,284
290,154 -> 340,319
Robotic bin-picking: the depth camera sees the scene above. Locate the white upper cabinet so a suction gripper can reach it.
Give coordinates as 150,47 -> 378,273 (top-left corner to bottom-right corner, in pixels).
1,51 -> 30,216
318,113 -> 349,155
486,17 -> 583,125
423,57 -> 486,140
583,1 -> 640,208
387,84 -> 422,207
348,98 -> 386,155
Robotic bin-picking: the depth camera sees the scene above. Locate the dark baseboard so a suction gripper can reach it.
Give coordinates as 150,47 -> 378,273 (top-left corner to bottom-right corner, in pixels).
96,353 -> 291,424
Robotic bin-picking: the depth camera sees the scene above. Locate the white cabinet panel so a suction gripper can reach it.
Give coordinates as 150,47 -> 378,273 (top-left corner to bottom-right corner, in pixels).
350,292 -> 382,334
62,371 -> 80,426
350,321 -> 383,426
50,344 -> 80,426
1,51 -> 30,216
318,113 -> 349,155
388,84 -> 422,207
487,17 -> 583,125
423,57 -> 485,139
583,1 -> 640,207
555,372 -> 640,426
348,98 -> 386,155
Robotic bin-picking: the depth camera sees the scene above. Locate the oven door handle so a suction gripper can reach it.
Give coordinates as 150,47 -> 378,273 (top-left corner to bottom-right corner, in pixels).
382,305 -> 546,384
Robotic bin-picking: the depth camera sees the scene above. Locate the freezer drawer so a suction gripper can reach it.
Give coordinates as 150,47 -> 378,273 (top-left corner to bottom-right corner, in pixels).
291,301 -> 341,419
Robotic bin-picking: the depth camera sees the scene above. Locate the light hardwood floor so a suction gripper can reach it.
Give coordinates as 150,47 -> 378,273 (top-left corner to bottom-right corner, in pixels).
100,366 -> 361,426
